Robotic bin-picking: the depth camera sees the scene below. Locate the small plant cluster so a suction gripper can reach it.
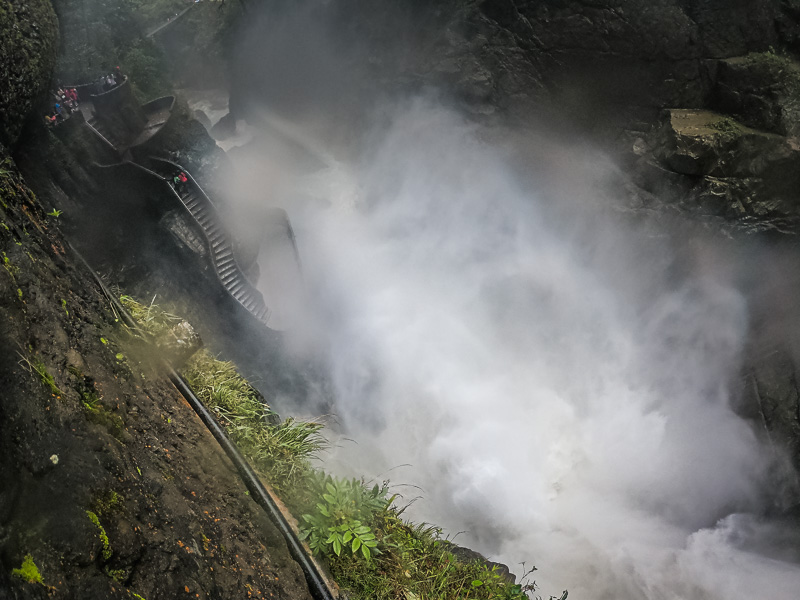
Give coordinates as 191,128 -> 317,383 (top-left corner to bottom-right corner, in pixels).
300,475 -> 387,560
11,553 -> 43,585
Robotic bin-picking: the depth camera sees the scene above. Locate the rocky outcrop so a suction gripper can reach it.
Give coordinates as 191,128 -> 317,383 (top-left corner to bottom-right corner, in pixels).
0,0 -> 59,148
713,53 -> 800,138
634,109 -> 800,230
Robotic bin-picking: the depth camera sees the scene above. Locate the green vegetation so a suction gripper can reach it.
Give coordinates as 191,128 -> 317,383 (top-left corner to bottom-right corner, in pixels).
122,295 -> 546,600
93,489 -> 124,516
300,475 -> 386,560
121,294 -> 182,338
105,566 -> 128,582
184,349 -> 326,492
52,0 -> 243,101
86,510 -> 112,560
11,553 -> 44,585
708,115 -> 742,136
46,208 -> 62,218
53,0 -> 174,99
2,251 -> 19,277
327,516 -> 536,600
82,389 -> 124,439
18,352 -> 63,396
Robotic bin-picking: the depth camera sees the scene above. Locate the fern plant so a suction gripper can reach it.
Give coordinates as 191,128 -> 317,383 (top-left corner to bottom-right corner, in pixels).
299,475 -> 389,560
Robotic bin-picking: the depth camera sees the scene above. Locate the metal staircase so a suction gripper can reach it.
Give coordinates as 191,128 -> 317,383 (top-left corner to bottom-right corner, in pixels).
83,109 -> 123,151
150,158 -> 271,325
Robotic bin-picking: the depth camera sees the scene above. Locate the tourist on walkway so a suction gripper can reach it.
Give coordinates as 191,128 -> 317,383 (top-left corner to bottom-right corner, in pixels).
173,171 -> 189,194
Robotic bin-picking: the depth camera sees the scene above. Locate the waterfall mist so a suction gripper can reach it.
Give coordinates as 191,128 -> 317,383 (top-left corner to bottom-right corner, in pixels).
221,98 -> 800,599
217,5 -> 800,598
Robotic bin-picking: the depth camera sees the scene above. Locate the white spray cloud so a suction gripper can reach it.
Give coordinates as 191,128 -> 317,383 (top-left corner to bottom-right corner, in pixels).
227,97 -> 800,599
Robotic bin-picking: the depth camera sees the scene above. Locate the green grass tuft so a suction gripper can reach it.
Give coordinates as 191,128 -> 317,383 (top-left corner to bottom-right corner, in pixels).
184,349 -> 326,492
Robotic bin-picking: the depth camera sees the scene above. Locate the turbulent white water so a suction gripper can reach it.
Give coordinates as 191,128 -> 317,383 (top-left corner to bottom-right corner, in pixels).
230,99 -> 800,599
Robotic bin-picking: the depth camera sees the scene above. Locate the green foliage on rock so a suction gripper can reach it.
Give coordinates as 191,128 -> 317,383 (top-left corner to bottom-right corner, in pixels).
0,0 -> 59,147
326,514 -> 537,600
86,510 -> 113,560
11,553 -> 44,585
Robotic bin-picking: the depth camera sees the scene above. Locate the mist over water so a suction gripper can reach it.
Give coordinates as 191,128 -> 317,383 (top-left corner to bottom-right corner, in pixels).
222,97 -> 800,599
219,7 -> 800,594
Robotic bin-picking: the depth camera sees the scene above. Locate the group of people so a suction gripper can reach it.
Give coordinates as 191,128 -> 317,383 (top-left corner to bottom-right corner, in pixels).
45,87 -> 80,127
96,67 -> 124,93
44,67 -> 126,128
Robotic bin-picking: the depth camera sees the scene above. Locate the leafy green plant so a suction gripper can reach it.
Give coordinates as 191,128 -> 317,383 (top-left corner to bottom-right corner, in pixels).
299,475 -> 388,560
47,208 -> 62,218
11,554 -> 43,585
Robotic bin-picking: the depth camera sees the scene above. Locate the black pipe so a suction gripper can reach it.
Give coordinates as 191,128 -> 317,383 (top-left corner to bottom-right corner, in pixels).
67,243 -> 336,600
167,371 -> 335,600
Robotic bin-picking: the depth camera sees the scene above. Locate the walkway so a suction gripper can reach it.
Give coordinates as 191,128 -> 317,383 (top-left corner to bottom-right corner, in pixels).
148,158 -> 272,325
146,5 -> 194,38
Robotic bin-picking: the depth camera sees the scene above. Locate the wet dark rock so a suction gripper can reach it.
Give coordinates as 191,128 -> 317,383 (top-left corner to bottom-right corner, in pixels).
0,0 -> 59,148
210,112 -> 237,141
441,541 -> 515,584
192,109 -> 212,130
633,109 -> 800,229
713,53 -> 800,138
155,320 -> 203,368
742,347 -> 800,472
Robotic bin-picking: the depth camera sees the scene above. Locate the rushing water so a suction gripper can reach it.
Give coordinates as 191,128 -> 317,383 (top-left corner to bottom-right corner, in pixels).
222,98 -> 800,599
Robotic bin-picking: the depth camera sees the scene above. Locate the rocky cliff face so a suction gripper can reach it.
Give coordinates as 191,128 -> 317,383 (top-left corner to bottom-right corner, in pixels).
0,129 -> 315,600
0,0 -> 58,148
0,5 -> 319,598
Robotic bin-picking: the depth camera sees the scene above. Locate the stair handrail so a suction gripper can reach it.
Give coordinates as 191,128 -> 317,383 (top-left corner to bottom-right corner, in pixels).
148,157 -> 271,325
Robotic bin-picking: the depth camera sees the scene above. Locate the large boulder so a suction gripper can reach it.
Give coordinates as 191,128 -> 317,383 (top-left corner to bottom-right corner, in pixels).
635,109 -> 800,229
713,53 -> 800,138
0,0 -> 59,148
